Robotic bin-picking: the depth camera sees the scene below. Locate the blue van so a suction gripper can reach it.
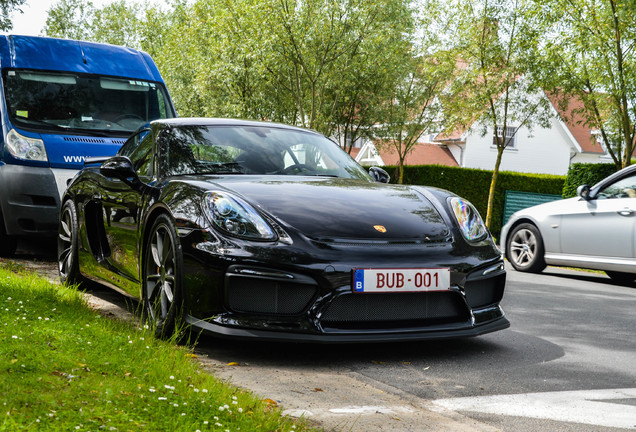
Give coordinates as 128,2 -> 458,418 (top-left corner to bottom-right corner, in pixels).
0,35 -> 176,255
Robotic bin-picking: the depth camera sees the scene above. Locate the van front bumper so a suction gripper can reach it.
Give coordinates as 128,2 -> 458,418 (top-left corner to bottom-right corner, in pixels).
0,164 -> 62,237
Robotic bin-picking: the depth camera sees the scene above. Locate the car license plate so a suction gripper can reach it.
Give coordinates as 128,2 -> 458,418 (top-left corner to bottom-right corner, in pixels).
352,268 -> 450,293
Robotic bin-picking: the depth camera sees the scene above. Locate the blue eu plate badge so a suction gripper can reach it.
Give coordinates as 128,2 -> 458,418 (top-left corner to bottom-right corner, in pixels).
353,269 -> 365,292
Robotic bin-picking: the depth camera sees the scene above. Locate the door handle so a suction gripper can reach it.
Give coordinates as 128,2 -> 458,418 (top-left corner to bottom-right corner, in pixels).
618,208 -> 633,216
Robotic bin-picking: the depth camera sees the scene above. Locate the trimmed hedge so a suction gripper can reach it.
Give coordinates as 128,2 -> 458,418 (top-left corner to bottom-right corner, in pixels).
386,164 -> 565,236
562,162 -> 617,198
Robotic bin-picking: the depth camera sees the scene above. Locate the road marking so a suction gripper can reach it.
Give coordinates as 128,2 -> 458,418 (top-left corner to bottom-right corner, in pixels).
431,388 -> 636,430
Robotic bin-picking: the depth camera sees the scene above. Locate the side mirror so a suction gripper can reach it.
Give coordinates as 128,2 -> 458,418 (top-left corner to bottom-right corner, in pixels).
100,156 -> 138,183
577,184 -> 591,200
369,166 -> 390,183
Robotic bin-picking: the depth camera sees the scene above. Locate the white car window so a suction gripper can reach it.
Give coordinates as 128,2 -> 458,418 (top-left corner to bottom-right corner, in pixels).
597,174 -> 636,199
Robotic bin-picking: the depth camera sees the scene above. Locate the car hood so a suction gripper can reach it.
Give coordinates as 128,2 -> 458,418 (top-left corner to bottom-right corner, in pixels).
201,176 -> 450,241
512,196 -> 579,220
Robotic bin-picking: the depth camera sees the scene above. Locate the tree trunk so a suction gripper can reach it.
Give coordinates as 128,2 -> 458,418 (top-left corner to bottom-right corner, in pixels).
486,147 -> 504,229
398,163 -> 404,184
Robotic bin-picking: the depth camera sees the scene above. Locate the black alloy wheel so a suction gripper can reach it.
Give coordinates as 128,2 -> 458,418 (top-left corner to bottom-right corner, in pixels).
143,213 -> 183,338
58,200 -> 82,285
506,223 -> 547,273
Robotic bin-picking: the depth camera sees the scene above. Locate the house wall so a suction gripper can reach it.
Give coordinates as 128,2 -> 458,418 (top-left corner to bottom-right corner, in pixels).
461,116 -> 603,176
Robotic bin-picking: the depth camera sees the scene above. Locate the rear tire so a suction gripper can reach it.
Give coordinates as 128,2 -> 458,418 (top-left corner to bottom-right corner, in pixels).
0,210 -> 17,257
605,271 -> 635,285
506,223 -> 546,273
143,214 -> 184,339
58,200 -> 83,285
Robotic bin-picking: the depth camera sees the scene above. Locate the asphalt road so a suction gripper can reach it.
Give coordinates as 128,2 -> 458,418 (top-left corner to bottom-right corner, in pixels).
6,239 -> 636,431
195,264 -> 636,431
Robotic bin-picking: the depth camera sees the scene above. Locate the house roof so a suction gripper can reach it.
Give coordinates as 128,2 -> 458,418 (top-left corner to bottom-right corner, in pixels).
546,93 -> 605,154
347,147 -> 361,159
370,142 -> 459,167
433,91 -> 605,154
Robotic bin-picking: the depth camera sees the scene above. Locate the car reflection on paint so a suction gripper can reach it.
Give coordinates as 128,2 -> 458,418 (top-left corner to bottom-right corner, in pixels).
57,118 -> 509,341
501,164 -> 636,283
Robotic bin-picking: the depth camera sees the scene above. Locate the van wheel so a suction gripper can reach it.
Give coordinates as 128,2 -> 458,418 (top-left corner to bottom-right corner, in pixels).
0,211 -> 17,256
506,223 -> 546,273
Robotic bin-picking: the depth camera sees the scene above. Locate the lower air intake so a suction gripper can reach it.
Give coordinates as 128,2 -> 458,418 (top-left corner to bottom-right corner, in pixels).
321,292 -> 469,330
227,277 -> 317,315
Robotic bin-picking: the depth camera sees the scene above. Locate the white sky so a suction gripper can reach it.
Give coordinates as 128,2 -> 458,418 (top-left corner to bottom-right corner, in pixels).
7,0 -> 120,36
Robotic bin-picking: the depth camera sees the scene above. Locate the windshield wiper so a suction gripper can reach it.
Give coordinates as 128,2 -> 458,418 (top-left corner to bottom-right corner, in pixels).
14,117 -> 69,131
196,161 -> 246,174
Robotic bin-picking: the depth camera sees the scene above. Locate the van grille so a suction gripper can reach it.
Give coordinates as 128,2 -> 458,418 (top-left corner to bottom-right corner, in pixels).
63,137 -> 106,144
62,137 -> 126,145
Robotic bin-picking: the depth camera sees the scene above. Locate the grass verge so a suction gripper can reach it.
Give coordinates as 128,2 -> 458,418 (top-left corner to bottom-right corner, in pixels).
0,264 -> 316,432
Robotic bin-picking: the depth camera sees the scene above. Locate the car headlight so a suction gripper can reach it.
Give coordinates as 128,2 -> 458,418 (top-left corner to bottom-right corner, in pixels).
204,191 -> 276,240
6,129 -> 48,162
450,197 -> 487,242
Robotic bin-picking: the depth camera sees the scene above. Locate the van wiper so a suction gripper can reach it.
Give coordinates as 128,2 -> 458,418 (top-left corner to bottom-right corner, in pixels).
68,128 -> 130,138
14,117 -> 69,131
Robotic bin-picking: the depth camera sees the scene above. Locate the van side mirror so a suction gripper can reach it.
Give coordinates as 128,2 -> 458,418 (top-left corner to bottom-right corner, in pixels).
369,166 -> 390,183
577,184 -> 591,200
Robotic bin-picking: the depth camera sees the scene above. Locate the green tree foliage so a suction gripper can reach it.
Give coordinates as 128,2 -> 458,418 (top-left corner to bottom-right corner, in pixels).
373,54 -> 453,184
92,0 -> 143,47
0,0 -> 25,31
43,0 -> 437,161
444,0 -> 551,228
539,0 -> 636,170
369,0 -> 456,184
43,0 -> 95,40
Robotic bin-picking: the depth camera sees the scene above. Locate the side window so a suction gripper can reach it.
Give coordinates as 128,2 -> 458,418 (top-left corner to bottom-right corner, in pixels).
119,129 -> 153,178
597,174 -> 636,199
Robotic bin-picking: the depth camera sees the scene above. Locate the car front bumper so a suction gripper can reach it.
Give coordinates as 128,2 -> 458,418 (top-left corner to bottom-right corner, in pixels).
180,229 -> 510,342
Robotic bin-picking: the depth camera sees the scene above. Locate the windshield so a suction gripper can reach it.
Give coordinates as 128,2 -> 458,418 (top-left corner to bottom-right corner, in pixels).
3,69 -> 174,136
161,124 -> 372,180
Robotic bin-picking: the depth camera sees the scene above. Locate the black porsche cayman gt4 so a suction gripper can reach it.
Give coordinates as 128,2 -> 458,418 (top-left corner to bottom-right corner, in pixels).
58,118 -> 509,342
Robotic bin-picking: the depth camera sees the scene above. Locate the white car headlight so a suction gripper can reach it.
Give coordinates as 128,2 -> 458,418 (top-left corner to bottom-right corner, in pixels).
6,129 -> 48,162
450,197 -> 487,242
204,191 -> 276,240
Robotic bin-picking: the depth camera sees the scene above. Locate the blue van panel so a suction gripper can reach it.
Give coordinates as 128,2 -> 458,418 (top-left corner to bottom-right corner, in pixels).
0,35 -> 163,82
41,133 -> 128,169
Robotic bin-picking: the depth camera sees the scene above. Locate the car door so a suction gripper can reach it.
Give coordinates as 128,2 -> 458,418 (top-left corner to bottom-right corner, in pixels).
558,172 -> 636,258
100,128 -> 154,286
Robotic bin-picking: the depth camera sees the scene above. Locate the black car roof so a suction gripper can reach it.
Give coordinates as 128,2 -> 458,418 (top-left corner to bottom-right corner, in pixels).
151,117 -> 319,135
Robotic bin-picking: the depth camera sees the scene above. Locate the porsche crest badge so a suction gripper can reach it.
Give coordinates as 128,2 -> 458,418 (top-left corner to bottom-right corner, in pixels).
373,225 -> 387,233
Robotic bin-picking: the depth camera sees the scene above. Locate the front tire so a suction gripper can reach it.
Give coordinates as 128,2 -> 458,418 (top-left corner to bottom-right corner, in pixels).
143,214 -> 183,339
58,200 -> 82,285
506,223 -> 546,273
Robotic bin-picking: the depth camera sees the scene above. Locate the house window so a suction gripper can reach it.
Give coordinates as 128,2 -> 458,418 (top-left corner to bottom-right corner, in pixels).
492,126 -> 517,149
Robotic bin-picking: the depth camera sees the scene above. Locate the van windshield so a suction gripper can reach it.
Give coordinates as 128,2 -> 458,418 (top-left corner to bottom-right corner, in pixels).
3,69 -> 175,136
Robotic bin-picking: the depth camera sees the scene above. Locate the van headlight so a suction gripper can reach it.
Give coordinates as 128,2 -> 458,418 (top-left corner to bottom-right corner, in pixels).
6,129 -> 48,161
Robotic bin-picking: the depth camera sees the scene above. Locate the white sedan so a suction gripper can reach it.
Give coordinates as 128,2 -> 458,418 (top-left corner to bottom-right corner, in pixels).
501,165 -> 636,283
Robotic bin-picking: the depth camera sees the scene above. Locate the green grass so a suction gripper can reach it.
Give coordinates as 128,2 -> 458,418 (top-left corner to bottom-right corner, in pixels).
0,264 -> 317,432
